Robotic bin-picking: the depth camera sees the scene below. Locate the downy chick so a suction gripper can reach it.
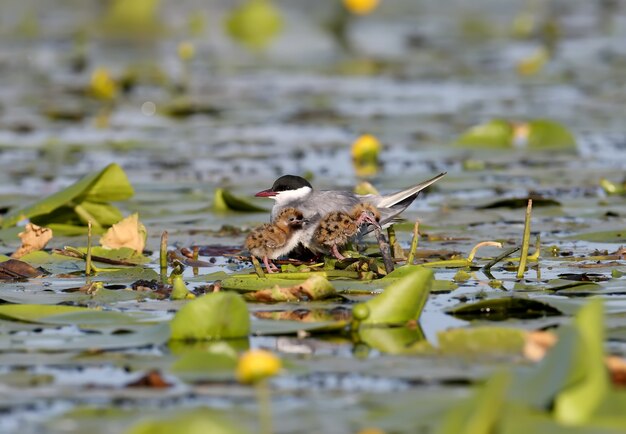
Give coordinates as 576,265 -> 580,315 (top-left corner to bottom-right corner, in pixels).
245,208 -> 305,273
313,203 -> 381,260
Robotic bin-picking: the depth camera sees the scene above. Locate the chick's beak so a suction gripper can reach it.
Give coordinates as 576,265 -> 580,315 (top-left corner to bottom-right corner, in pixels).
255,189 -> 277,197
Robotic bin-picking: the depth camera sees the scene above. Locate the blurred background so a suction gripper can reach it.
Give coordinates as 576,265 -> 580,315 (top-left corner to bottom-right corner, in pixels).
0,0 -> 625,244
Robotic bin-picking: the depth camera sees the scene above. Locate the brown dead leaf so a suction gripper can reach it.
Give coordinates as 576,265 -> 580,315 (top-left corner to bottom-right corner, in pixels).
100,213 -> 146,253
125,370 -> 171,388
606,356 -> 626,387
244,275 -> 337,303
11,223 -> 53,259
0,259 -> 45,280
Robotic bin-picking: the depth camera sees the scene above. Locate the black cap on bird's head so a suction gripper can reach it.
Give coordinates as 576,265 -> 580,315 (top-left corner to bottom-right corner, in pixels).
255,175 -> 312,197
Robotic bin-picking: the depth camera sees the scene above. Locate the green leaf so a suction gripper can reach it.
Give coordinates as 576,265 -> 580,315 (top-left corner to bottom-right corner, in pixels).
212,188 -> 267,213
0,304 -> 90,323
554,300 -> 609,425
2,164 -> 134,231
436,327 -> 527,355
221,276 -> 305,292
358,326 -> 425,354
454,119 -> 514,149
170,292 -> 250,340
225,0 -> 283,50
567,230 -> 625,243
171,351 -> 238,382
357,267 -> 433,325
0,323 -> 169,351
454,118 -> 576,150
251,319 -> 347,335
437,370 -> 511,434
75,202 -> 124,227
171,274 -> 195,300
527,119 -> 577,149
126,409 -> 249,434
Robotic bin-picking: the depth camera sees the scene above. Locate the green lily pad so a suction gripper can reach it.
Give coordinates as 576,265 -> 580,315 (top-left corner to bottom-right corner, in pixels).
2,164 -> 134,234
225,0 -> 283,51
169,292 -> 250,340
126,409 -> 249,434
454,118 -> 576,150
355,267 -> 434,326
0,304 -> 90,323
171,351 -> 238,382
567,230 -> 625,243
436,327 -> 527,355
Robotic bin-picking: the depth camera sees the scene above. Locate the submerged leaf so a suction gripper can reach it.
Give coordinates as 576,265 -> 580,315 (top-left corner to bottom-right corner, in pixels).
447,297 -> 562,320
170,292 -> 250,340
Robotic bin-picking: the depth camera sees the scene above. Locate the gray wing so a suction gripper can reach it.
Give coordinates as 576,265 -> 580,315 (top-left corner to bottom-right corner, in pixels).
272,190 -> 360,221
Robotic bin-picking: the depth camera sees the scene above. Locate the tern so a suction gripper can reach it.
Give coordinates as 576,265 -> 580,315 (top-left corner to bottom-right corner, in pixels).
245,207 -> 307,273
255,172 -> 446,249
313,203 -> 381,260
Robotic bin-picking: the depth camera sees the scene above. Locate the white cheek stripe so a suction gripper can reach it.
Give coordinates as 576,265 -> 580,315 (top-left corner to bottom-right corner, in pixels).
274,186 -> 312,205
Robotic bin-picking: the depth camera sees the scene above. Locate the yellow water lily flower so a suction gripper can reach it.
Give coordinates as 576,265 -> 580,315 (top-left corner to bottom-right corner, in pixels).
90,67 -> 118,100
236,349 -> 282,384
343,0 -> 379,15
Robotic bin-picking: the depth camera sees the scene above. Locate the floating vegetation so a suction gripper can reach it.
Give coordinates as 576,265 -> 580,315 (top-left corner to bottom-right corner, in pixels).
0,1 -> 625,432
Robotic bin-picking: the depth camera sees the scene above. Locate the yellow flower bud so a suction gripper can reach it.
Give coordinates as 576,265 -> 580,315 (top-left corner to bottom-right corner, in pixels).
351,134 -> 381,177
90,67 -> 118,100
236,349 -> 282,384
342,0 -> 379,15
177,41 -> 195,61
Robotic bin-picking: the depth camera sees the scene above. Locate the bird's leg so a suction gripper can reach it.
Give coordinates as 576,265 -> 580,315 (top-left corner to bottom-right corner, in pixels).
331,245 -> 346,261
356,211 -> 381,229
263,256 -> 276,274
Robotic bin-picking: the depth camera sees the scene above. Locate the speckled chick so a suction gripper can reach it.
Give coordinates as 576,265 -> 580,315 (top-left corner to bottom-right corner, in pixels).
313,203 -> 381,260
245,207 -> 305,273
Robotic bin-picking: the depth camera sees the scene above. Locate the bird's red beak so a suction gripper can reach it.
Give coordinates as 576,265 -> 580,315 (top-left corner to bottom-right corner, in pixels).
254,189 -> 277,197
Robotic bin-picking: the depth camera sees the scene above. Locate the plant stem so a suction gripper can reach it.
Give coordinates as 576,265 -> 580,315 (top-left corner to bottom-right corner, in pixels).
251,256 -> 266,278
387,226 -> 397,259
517,199 -> 533,279
160,231 -> 168,283
256,380 -> 273,434
86,221 -> 93,276
374,227 -> 394,274
407,221 -> 420,265
192,245 -> 199,277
